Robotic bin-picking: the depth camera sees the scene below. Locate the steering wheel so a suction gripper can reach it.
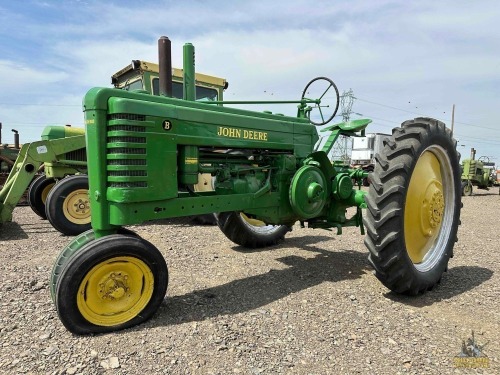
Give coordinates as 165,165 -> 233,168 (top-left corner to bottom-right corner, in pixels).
301,77 -> 340,125
478,156 -> 490,163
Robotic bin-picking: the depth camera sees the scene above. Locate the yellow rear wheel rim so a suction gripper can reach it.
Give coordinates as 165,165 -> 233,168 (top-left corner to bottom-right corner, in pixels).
404,151 -> 445,265
63,189 -> 91,224
240,212 -> 266,227
77,256 -> 154,326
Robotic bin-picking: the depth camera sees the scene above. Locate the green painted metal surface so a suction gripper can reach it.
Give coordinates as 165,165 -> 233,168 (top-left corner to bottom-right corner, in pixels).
83,84 -> 368,237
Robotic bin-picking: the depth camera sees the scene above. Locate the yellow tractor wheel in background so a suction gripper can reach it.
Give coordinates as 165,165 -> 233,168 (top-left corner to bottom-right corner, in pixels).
363,118 -> 461,295
45,175 -> 91,236
28,175 -> 56,219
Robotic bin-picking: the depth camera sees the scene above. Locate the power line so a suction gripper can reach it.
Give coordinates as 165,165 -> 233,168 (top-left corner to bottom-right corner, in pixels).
355,96 -> 500,132
351,112 -> 500,145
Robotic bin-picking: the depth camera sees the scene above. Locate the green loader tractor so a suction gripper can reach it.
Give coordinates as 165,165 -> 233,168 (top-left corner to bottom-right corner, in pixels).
50,37 -> 462,334
0,58 -> 228,235
0,125 -> 86,231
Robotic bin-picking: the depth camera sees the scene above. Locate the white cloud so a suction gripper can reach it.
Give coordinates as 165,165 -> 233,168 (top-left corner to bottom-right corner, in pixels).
0,60 -> 68,93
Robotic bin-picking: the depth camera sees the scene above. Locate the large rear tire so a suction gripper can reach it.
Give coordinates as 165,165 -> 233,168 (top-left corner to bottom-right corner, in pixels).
45,175 -> 91,235
28,175 -> 56,219
363,118 -> 461,295
55,234 -> 168,334
217,212 -> 291,248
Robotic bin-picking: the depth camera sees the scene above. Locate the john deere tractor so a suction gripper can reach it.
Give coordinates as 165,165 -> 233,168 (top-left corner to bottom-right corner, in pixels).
50,37 -> 462,334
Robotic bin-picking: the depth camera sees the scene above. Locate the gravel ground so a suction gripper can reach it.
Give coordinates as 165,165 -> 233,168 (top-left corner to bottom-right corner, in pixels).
0,188 -> 499,374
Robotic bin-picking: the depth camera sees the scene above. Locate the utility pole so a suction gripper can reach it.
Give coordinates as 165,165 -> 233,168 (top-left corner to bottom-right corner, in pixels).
451,104 -> 455,132
329,89 -> 354,164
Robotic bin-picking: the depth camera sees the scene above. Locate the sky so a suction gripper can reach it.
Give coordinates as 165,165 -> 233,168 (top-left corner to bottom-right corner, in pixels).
1,0 -> 499,165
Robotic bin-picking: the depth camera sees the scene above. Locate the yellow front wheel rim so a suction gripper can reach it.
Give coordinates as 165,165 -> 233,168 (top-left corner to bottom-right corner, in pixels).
77,256 -> 154,326
63,189 -> 91,224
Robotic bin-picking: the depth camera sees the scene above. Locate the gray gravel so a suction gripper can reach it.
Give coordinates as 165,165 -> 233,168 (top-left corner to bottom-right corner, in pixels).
0,188 -> 499,374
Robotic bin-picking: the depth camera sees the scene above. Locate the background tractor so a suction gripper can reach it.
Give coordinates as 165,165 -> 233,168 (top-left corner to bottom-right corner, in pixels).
460,148 -> 497,196
49,37 -> 462,335
0,125 -> 86,230
1,125 -> 23,198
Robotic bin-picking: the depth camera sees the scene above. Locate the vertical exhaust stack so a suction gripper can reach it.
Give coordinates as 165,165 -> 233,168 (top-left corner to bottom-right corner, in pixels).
0,122 -> 2,145
179,42 -> 198,184
12,129 -> 19,149
158,36 -> 173,97
183,43 -> 196,101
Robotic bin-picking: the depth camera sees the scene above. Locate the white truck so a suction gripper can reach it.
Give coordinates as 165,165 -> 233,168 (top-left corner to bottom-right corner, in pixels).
350,133 -> 390,185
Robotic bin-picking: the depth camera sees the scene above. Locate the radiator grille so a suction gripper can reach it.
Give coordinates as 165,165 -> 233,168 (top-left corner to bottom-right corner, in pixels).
108,114 -> 146,121
108,125 -> 146,132
108,182 -> 147,188
108,171 -> 147,177
106,114 -> 148,189
108,147 -> 146,154
66,148 -> 87,161
107,136 -> 146,143
108,159 -> 146,166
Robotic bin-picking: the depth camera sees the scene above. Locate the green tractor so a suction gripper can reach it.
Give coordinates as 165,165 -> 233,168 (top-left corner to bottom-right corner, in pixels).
460,150 -> 497,196
0,125 -> 86,230
50,37 -> 462,334
0,126 -> 21,176
0,59 -> 228,235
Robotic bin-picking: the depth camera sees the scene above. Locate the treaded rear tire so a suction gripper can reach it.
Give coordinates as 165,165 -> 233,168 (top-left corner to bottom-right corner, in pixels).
217,212 -> 291,249
363,117 -> 461,295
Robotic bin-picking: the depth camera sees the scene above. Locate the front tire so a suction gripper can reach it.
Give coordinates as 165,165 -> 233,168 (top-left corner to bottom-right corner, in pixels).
55,234 -> 168,334
217,212 -> 291,248
49,228 -> 138,302
28,175 -> 56,219
462,181 -> 473,196
363,118 -> 461,295
45,175 -> 91,235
